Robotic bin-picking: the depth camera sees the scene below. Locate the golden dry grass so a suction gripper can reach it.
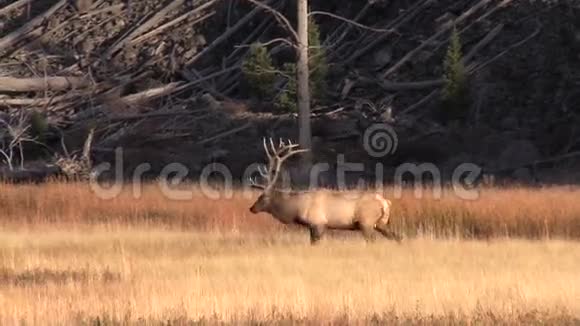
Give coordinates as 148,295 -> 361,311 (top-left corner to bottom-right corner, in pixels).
0,182 -> 579,324
0,230 -> 579,325
0,182 -> 579,239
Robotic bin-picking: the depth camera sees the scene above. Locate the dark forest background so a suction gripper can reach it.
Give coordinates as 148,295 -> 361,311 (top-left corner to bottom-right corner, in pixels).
0,0 -> 579,186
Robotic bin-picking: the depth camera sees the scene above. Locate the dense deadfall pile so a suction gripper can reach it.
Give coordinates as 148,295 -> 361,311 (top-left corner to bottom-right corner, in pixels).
0,0 -> 580,185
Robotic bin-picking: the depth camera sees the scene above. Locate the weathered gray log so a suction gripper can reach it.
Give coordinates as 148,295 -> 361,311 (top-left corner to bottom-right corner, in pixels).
0,0 -> 34,17
186,0 -> 275,66
0,77 -> 90,92
105,0 -> 187,57
383,0 -> 493,78
72,82 -> 184,121
344,0 -> 434,64
462,23 -> 504,64
131,0 -> 217,44
0,0 -> 67,50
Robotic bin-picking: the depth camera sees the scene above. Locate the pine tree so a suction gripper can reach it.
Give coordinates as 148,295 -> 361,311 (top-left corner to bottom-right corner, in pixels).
308,16 -> 327,99
441,25 -> 470,121
275,17 -> 328,113
241,42 -> 276,99
275,63 -> 298,113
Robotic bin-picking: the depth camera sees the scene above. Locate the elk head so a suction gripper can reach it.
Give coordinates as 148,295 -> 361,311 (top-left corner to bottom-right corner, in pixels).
249,138 -> 308,214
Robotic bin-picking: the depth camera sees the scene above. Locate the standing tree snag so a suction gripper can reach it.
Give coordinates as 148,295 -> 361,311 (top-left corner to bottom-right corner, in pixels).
297,0 -> 312,165
245,0 -> 314,170
245,0 -> 388,171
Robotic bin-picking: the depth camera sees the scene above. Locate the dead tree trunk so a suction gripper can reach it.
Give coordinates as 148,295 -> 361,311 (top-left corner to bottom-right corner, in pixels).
297,0 -> 312,165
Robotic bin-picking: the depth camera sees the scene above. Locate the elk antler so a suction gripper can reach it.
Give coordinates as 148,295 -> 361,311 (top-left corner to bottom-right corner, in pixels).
251,137 -> 308,191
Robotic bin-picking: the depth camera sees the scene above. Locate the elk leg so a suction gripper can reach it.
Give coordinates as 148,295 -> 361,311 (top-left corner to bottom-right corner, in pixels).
309,225 -> 325,245
360,224 -> 377,242
375,223 -> 403,243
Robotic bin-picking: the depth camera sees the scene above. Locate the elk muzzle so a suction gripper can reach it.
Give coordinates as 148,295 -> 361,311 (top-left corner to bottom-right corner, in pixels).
249,194 -> 269,214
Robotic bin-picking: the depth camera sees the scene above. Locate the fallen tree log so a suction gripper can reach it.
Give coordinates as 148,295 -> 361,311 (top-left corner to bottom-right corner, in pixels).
382,0 -> 493,78
186,0 -> 275,66
0,92 -> 80,107
71,82 -> 184,121
0,0 -> 67,51
344,0 -> 434,64
130,1 -> 217,44
0,0 -> 34,17
461,23 -> 504,64
121,82 -> 183,104
0,76 -> 91,92
105,0 -> 187,57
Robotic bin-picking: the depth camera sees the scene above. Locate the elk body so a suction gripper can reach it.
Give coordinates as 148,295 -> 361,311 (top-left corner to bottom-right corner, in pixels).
249,138 -> 402,245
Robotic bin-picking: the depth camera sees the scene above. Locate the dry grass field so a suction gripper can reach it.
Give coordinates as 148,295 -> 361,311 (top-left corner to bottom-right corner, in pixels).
1,182 -> 580,239
0,182 -> 579,324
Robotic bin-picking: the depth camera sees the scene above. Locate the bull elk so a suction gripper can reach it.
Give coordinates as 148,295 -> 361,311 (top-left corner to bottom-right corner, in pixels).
248,138 -> 402,245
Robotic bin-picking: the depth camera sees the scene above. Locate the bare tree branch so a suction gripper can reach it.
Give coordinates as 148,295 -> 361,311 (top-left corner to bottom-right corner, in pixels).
309,11 -> 398,34
0,112 -> 39,171
234,37 -> 296,49
323,3 -> 371,49
245,0 -> 299,43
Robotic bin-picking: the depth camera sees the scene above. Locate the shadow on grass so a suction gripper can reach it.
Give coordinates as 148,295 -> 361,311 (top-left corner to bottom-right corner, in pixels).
0,268 -> 121,287
76,309 -> 579,326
